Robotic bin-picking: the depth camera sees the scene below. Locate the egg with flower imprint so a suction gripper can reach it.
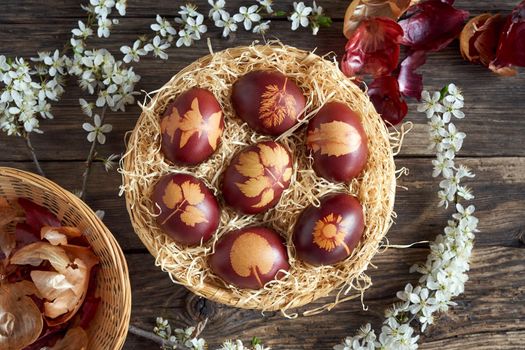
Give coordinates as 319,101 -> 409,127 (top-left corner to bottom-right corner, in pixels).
231,70 -> 306,135
160,88 -> 224,165
293,193 -> 364,266
221,141 -> 293,214
209,227 -> 290,289
306,101 -> 368,183
151,173 -> 220,246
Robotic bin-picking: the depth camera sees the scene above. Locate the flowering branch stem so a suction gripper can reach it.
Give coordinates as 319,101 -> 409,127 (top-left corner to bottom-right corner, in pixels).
23,132 -> 45,177
79,105 -> 107,200
128,325 -> 190,349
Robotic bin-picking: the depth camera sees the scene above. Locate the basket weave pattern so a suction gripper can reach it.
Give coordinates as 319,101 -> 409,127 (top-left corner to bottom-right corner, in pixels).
0,167 -> 131,349
122,44 -> 396,315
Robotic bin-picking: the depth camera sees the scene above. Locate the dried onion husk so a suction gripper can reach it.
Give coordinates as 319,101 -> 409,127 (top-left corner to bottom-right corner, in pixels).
10,242 -> 99,326
0,280 -> 43,350
48,327 -> 88,350
343,0 -> 413,38
41,226 -> 82,246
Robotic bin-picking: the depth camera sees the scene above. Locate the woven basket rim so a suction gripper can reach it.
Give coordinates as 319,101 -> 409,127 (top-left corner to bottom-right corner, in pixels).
122,43 -> 397,313
0,166 -> 131,349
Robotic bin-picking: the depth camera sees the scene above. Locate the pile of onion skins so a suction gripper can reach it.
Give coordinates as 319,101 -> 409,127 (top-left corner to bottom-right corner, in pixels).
341,0 -> 525,126
0,198 -> 99,350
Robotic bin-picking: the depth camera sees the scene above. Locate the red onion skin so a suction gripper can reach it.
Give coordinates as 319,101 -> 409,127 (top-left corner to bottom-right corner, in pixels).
491,1 -> 525,69
367,75 -> 408,126
341,17 -> 404,78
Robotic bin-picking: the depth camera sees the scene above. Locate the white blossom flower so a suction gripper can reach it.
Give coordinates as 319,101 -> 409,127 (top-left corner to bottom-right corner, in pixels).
79,98 -> 93,117
289,2 -> 312,31
253,20 -> 271,34
418,90 -> 445,118
116,0 -> 127,16
445,83 -> 464,103
83,114 -> 112,144
102,153 -> 119,171
151,15 -> 177,37
185,14 -> 207,39
208,0 -> 228,21
179,3 -> 199,17
442,98 -> 465,122
71,20 -> 93,38
176,30 -> 195,47
311,1 -> 323,35
257,0 -> 274,14
97,17 -> 112,38
43,50 -> 66,77
144,36 -> 170,59
233,5 -> 261,31
120,40 -> 147,63
185,337 -> 206,350
215,12 -> 238,37
432,153 -> 454,178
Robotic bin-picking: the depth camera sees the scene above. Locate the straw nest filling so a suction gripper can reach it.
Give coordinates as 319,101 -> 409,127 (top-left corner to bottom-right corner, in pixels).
121,42 -> 398,317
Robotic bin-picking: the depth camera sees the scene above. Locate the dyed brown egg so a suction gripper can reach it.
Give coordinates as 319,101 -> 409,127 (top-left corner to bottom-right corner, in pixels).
209,227 -> 290,289
151,173 -> 220,246
292,193 -> 364,266
231,70 -> 306,135
306,102 -> 368,183
160,88 -> 225,165
221,141 -> 293,214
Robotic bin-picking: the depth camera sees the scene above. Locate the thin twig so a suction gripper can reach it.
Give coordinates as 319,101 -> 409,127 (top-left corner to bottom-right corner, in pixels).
128,325 -> 191,350
79,105 -> 107,200
23,132 -> 45,177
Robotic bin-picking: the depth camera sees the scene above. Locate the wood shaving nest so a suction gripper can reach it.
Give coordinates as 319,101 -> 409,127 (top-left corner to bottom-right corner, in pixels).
120,42 -> 399,318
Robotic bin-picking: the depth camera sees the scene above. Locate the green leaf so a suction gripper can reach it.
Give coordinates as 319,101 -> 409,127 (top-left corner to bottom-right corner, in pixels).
274,10 -> 287,17
251,336 -> 262,346
317,15 -> 333,27
439,85 -> 449,101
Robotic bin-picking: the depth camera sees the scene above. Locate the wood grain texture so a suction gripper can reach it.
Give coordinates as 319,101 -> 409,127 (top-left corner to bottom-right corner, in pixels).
3,157 -> 524,251
122,246 -> 524,349
1,1 -> 524,349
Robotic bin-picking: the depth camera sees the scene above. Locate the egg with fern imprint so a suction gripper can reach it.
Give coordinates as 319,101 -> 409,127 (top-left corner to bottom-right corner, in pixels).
221,141 -> 293,215
151,173 -> 220,246
231,70 -> 306,135
160,88 -> 224,165
306,101 -> 368,183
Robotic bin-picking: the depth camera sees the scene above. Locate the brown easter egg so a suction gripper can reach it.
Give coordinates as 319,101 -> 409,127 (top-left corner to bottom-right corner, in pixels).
221,141 -> 293,214
152,173 -> 220,246
209,227 -> 290,289
306,102 -> 369,183
160,88 -> 224,165
292,193 -> 365,266
231,70 -> 306,135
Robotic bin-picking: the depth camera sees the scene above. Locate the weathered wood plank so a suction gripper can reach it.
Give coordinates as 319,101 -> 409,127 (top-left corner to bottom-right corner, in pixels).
0,0 -> 520,22
122,246 -> 525,349
1,157 -> 524,251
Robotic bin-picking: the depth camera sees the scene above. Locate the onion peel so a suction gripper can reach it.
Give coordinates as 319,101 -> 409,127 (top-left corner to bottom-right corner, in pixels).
343,0 -> 414,38
341,17 -> 404,77
41,226 -> 82,246
490,1 -> 525,72
367,75 -> 408,125
48,327 -> 89,350
397,50 -> 427,99
0,280 -> 43,350
399,0 -> 469,52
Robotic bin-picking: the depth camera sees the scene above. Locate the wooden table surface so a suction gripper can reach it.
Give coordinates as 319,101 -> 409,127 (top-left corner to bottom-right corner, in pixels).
1,1 -> 524,349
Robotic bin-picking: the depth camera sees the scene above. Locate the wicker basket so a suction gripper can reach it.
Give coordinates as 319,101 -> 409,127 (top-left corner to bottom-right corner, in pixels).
0,167 -> 131,349
122,43 -> 396,315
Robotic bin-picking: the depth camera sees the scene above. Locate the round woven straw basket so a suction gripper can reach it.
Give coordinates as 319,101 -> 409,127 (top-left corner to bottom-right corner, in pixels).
121,43 -> 397,316
0,167 -> 131,349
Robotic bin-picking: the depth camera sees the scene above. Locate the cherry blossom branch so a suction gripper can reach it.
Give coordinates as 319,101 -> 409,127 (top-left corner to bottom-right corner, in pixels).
23,132 -> 45,177
79,105 -> 108,200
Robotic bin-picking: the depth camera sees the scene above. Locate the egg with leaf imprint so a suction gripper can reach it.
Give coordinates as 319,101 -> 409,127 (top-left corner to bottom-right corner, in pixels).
292,193 -> 365,266
151,173 -> 220,246
306,101 -> 368,183
221,141 -> 293,215
231,70 -> 306,135
160,88 -> 224,165
209,227 -> 290,289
